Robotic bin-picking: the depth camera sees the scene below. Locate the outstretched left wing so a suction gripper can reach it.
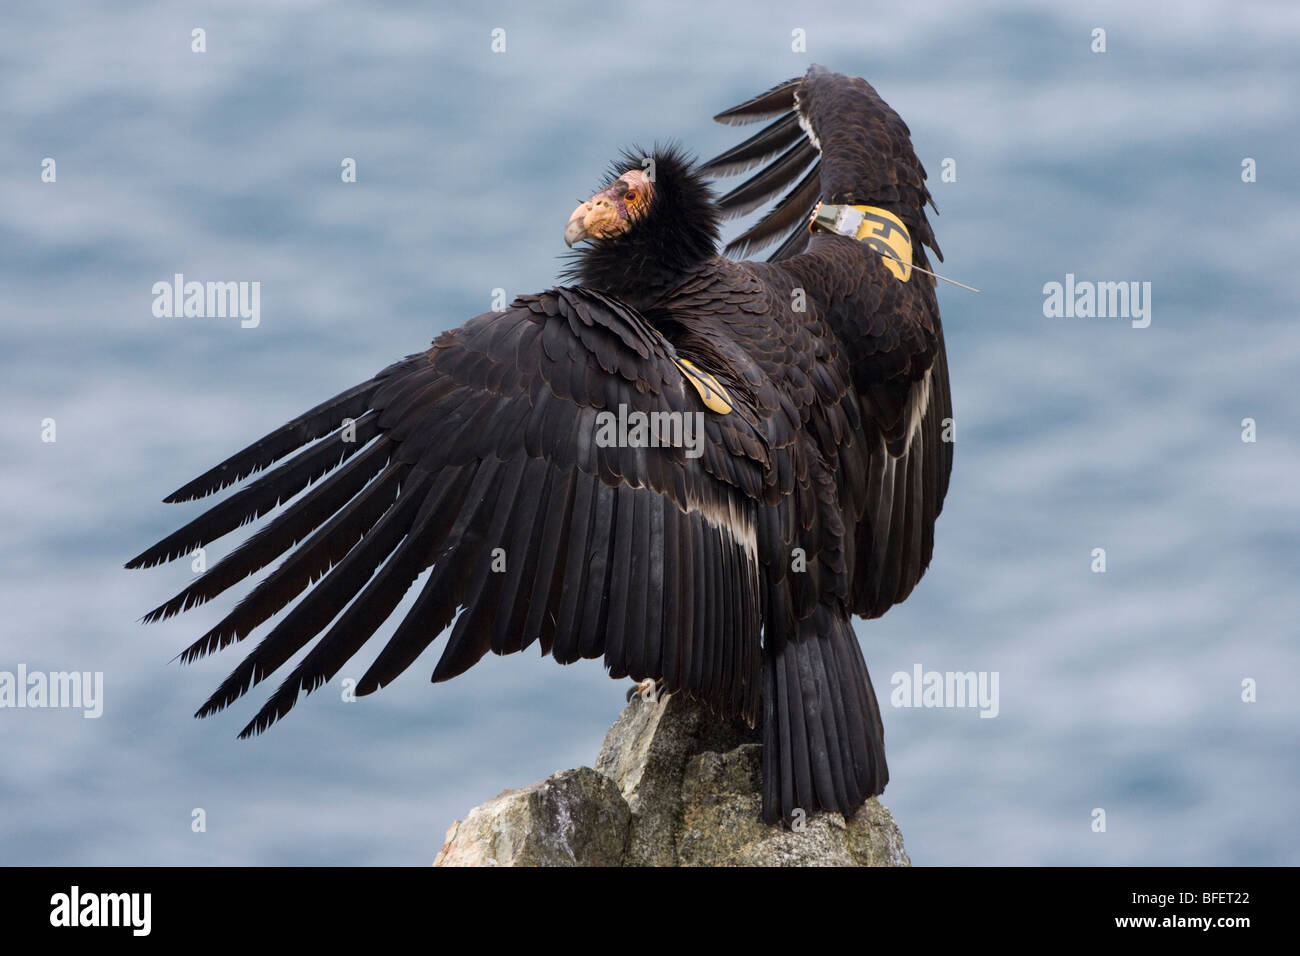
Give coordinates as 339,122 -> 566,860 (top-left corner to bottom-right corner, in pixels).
128,287 -> 781,733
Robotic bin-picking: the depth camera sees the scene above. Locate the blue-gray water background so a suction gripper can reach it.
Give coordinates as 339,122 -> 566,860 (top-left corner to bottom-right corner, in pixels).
2,1 -> 1297,865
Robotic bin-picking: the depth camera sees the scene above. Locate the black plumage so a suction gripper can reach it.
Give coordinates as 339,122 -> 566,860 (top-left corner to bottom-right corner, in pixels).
129,65 -> 954,825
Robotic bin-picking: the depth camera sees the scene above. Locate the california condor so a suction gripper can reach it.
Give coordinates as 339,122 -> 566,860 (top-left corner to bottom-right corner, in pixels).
128,65 -> 955,825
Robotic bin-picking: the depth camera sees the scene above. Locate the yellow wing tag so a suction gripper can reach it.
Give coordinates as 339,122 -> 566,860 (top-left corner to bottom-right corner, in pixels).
675,357 -> 733,415
810,202 -> 913,282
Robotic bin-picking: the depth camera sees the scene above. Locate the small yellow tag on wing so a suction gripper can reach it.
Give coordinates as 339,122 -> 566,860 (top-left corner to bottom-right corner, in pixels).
674,357 -> 733,415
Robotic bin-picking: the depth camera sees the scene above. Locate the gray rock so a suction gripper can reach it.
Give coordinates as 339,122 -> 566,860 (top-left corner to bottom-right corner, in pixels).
594,690 -> 705,866
435,691 -> 909,867
433,767 -> 629,867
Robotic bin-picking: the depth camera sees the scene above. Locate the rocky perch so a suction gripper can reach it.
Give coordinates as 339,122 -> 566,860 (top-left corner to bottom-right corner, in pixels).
434,691 -> 910,867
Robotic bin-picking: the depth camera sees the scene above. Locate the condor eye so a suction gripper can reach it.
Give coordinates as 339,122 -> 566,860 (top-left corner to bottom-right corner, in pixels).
624,189 -> 638,203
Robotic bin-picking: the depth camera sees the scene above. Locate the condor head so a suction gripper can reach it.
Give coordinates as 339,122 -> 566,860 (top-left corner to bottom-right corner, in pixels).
565,168 -> 654,247
561,146 -> 721,308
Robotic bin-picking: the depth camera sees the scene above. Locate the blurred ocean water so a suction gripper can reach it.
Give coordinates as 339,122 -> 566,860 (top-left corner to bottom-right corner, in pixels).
1,0 -> 1297,865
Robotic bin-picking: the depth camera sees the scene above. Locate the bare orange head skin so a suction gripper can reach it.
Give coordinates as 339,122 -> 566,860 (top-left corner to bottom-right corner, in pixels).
564,169 -> 654,247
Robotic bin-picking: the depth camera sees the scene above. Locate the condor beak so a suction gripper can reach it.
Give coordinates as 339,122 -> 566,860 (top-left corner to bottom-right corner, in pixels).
564,191 -> 625,247
564,202 -> 592,248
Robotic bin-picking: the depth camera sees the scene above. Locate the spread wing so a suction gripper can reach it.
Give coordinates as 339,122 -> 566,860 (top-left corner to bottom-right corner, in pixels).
704,65 -> 954,619
701,64 -> 942,265
127,288 -> 776,733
